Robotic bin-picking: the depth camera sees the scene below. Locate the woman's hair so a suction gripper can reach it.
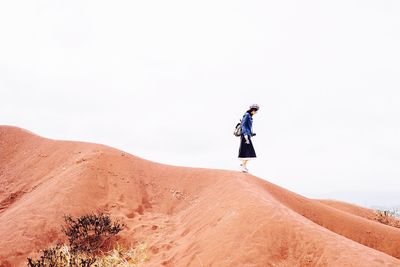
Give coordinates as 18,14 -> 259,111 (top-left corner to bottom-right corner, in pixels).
246,107 -> 258,115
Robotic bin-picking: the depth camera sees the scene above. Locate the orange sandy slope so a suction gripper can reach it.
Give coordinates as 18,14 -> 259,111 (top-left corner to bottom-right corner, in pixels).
0,126 -> 399,267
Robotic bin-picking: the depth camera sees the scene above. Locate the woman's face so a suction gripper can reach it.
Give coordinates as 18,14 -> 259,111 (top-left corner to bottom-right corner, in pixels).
251,109 -> 258,115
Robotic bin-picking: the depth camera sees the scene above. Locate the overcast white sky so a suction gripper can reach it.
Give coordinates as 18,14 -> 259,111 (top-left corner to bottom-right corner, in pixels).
1,0 -> 399,207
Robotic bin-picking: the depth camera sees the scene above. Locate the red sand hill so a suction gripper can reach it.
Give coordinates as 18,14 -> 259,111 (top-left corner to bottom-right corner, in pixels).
1,126 -> 400,266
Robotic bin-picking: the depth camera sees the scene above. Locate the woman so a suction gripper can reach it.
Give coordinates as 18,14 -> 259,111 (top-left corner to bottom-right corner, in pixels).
238,104 -> 259,173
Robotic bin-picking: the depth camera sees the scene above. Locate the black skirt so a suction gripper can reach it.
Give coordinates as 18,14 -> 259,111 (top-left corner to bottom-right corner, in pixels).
238,134 -> 257,159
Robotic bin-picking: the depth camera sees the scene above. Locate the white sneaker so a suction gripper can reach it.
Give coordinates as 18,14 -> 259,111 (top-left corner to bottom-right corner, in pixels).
241,166 -> 249,173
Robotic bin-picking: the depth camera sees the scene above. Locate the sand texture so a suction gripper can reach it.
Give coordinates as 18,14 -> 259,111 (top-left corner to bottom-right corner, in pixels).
1,126 -> 400,266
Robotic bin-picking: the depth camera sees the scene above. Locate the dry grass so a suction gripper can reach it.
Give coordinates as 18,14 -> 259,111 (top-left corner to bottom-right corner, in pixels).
95,242 -> 149,266
28,244 -> 95,266
28,242 -> 149,266
28,213 -> 151,266
374,210 -> 400,228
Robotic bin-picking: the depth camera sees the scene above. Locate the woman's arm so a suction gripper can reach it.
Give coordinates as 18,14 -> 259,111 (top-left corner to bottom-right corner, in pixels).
241,114 -> 252,137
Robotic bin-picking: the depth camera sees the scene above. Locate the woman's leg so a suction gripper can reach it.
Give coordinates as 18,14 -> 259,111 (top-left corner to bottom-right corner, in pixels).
242,160 -> 248,167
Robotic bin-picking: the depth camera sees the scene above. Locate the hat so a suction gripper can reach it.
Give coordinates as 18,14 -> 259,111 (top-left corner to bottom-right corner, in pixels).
249,104 -> 259,110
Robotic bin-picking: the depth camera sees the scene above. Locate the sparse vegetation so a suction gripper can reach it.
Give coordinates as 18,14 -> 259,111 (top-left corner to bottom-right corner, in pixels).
95,242 -> 149,266
374,209 -> 400,228
27,244 -> 96,267
27,243 -> 149,267
62,213 -> 124,254
27,213 -> 149,266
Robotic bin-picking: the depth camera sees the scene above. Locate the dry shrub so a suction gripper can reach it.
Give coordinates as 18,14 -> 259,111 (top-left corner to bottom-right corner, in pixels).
27,244 -> 95,267
27,213 -> 133,267
27,242 -> 149,267
374,210 -> 400,228
62,213 -> 125,254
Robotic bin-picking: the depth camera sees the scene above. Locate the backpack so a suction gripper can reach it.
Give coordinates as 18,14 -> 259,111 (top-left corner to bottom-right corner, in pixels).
233,114 -> 245,137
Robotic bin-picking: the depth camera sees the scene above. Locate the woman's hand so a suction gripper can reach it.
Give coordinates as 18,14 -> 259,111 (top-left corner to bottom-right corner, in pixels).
244,135 -> 250,144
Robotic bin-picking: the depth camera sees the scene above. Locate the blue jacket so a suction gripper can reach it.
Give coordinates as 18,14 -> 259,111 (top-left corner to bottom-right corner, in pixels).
241,112 -> 253,136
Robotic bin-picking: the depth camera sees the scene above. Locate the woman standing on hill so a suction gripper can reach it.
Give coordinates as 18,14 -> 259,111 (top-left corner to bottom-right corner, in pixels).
238,104 -> 259,173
